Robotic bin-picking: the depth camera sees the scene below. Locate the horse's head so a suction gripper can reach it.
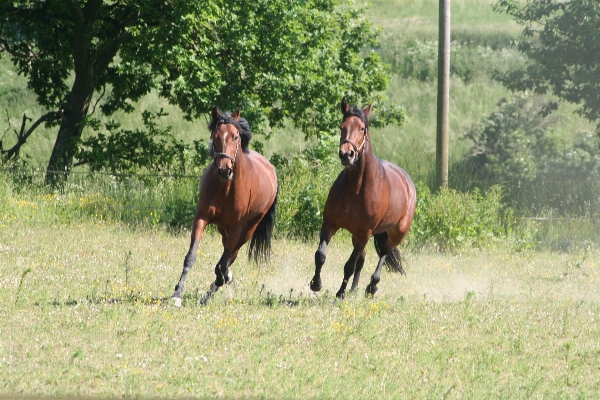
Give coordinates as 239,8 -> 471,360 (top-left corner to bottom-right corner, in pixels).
339,98 -> 372,167
209,106 -> 252,181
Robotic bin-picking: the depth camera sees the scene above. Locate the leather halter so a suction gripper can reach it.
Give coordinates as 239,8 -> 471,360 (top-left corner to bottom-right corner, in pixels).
212,131 -> 240,169
340,128 -> 368,160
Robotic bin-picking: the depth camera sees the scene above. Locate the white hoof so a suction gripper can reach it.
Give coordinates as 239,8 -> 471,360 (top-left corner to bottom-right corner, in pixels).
170,297 -> 182,308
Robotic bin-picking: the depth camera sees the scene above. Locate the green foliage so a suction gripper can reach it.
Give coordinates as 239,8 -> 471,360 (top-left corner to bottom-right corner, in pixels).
411,183 -> 516,251
75,110 -> 210,176
458,94 -> 600,216
460,95 -> 560,182
0,0 -> 403,176
494,0 -> 600,135
274,134 -> 341,240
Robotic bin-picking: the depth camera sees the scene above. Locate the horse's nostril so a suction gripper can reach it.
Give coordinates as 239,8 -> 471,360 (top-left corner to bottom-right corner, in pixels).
349,150 -> 355,158
218,168 -> 232,179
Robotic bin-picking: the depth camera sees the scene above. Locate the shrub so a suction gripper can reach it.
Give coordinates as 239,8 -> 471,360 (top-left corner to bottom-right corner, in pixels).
273,134 -> 341,240
410,183 -> 515,251
458,94 -> 600,216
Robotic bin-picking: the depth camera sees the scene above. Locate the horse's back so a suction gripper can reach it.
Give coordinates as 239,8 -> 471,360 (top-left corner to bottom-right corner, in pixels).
380,160 -> 416,202
247,150 -> 278,198
379,160 -> 416,232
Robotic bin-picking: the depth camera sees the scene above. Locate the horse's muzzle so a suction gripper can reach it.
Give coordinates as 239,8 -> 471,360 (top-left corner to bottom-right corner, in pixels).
339,149 -> 356,166
218,167 -> 233,181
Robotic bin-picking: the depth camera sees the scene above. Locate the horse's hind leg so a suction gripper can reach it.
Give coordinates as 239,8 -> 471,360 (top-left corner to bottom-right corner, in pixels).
336,233 -> 369,299
367,230 -> 405,296
366,255 -> 386,297
171,218 -> 208,306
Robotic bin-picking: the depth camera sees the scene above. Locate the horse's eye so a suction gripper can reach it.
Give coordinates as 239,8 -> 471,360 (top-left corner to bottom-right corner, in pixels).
360,127 -> 365,132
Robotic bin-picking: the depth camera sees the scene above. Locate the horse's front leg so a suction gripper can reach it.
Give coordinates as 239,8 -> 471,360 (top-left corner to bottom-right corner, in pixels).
311,221 -> 338,292
171,217 -> 208,306
336,233 -> 370,299
214,225 -> 245,287
349,249 -> 366,293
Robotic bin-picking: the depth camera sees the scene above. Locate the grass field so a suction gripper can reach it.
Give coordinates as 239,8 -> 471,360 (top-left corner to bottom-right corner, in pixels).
2,0 -> 600,398
1,221 -> 600,398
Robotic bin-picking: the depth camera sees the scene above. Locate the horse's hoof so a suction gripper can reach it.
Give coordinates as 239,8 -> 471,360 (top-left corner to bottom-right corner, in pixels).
310,278 -> 322,292
170,297 -> 182,308
365,284 -> 378,297
199,292 -> 212,305
225,270 -> 233,285
335,290 -> 346,300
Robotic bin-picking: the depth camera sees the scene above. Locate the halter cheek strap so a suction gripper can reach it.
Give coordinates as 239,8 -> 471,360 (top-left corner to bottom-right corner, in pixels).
213,134 -> 240,169
340,129 -> 368,160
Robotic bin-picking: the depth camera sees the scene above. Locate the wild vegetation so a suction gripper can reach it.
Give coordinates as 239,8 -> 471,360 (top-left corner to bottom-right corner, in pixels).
1,0 -> 600,397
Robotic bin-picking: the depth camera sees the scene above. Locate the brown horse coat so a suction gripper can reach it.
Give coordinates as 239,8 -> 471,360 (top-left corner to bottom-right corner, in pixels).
310,98 -> 416,298
171,107 -> 277,305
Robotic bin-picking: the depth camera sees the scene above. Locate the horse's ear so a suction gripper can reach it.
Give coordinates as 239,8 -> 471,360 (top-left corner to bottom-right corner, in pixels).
363,103 -> 373,117
232,104 -> 241,122
341,97 -> 350,114
211,106 -> 221,121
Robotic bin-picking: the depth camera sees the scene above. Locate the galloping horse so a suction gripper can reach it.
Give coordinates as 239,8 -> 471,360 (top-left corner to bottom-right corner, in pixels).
310,98 -> 416,299
171,106 -> 278,306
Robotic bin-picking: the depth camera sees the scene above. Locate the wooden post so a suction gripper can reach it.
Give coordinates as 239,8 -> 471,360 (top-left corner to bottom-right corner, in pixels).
436,0 -> 450,189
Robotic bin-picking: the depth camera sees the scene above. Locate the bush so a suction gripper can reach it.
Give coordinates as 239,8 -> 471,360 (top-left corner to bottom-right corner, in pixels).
410,183 -> 517,251
273,134 -> 341,240
76,109 -> 211,177
458,94 -> 600,216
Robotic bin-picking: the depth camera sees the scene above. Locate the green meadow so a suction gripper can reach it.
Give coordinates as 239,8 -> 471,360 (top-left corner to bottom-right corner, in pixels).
1,222 -> 600,398
1,0 -> 600,398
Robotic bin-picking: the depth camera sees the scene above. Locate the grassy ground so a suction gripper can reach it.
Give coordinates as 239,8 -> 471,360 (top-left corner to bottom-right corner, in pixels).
1,221 -> 600,398
1,2 -> 599,397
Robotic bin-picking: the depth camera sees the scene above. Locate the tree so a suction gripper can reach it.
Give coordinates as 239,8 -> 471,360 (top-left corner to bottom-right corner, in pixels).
0,0 -> 402,182
494,0 -> 600,136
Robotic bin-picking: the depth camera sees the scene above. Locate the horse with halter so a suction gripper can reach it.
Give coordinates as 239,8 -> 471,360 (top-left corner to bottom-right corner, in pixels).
171,106 -> 278,306
310,98 -> 416,299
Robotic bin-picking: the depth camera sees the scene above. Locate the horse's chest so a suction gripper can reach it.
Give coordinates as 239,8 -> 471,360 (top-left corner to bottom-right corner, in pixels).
328,190 -> 380,226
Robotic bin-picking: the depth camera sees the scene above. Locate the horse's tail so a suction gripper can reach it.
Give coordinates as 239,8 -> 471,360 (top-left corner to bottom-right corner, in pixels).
248,185 -> 278,263
373,232 -> 406,275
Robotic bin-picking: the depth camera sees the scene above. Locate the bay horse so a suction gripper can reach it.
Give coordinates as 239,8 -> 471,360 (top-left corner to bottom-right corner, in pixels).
310,98 -> 416,299
171,106 -> 278,306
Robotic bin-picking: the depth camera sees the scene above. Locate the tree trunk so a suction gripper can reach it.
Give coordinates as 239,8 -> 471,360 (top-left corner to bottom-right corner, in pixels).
45,74 -> 95,184
45,0 -> 129,184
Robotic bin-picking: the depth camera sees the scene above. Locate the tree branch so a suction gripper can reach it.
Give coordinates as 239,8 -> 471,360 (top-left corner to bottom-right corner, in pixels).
1,111 -> 63,163
90,85 -> 106,116
90,7 -> 138,72
66,0 -> 85,26
82,0 -> 105,31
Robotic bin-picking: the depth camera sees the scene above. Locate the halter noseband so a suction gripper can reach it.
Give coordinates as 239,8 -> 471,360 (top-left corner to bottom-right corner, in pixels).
340,127 -> 368,160
212,130 -> 240,169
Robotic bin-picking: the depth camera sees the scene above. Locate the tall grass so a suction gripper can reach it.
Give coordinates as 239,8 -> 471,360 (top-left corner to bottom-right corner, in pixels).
1,217 -> 600,398
1,0 -> 598,248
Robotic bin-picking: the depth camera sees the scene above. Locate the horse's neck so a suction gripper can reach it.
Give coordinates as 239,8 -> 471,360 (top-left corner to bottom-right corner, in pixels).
346,147 -> 378,195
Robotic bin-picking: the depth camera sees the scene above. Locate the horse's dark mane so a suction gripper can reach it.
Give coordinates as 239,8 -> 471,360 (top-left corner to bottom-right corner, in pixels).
208,111 -> 252,155
343,105 -> 369,130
